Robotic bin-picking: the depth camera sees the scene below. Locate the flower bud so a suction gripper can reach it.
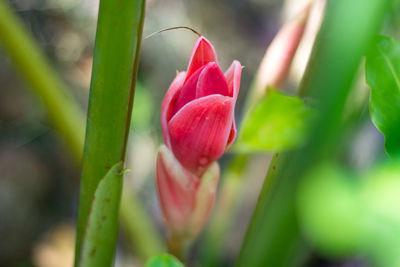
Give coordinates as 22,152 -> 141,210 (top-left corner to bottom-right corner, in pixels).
161,36 -> 242,175
156,145 -> 219,238
157,36 -> 240,241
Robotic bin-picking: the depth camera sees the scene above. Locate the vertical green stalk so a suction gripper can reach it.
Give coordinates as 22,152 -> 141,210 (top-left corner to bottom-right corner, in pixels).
75,0 -> 145,264
236,0 -> 390,266
120,188 -> 165,259
0,0 -> 163,262
201,155 -> 248,266
0,0 -> 85,159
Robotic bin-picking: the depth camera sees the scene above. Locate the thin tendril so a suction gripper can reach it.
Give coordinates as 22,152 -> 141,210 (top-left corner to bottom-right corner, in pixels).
143,26 -> 201,40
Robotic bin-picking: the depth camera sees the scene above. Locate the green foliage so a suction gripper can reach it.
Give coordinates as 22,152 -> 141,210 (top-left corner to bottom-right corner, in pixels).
236,90 -> 313,152
0,0 -> 85,159
297,160 -> 400,266
145,254 -> 184,267
297,164 -> 364,256
80,162 -> 124,267
366,35 -> 400,157
0,0 -> 163,262
236,0 -> 391,266
131,82 -> 154,132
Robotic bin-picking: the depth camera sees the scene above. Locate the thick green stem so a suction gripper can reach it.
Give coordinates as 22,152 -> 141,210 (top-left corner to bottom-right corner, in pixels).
0,0 -> 162,263
236,0 -> 390,266
75,0 -> 146,264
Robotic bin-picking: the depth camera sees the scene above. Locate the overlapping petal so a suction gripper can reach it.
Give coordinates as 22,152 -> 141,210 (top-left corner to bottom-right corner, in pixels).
190,162 -> 219,237
168,95 -> 234,175
156,145 -> 199,233
196,62 -> 230,98
173,62 -> 230,117
172,66 -> 206,116
224,60 -> 242,148
185,36 -> 218,80
156,145 -> 219,237
224,60 -> 242,101
161,71 -> 186,148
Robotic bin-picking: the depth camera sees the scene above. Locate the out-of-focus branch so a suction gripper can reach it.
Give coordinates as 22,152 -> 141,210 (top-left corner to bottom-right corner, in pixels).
0,0 -> 164,262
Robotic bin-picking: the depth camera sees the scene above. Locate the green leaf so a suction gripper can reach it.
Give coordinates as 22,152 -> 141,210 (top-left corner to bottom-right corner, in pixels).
297,164 -> 363,257
145,254 -> 184,267
236,90 -> 313,152
131,81 -> 154,132
297,159 -> 400,266
236,0 -> 390,265
366,36 -> 400,157
80,162 -> 124,267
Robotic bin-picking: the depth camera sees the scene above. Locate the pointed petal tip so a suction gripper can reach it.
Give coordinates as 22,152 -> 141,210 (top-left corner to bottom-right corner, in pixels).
186,36 -> 218,79
225,60 -> 242,99
196,62 -> 230,98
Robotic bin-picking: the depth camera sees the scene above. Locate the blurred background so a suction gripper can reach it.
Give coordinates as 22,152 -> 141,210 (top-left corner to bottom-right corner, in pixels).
0,0 -> 393,266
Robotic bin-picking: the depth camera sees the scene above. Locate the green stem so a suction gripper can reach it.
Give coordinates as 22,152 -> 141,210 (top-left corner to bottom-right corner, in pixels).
0,0 -> 85,159
236,0 -> 390,266
75,0 -> 146,264
166,234 -> 189,262
0,0 -> 163,262
120,188 -> 165,259
201,155 -> 248,266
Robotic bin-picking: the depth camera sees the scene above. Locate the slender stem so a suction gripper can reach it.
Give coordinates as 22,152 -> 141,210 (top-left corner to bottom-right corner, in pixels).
0,0 -> 163,262
74,0 -> 146,264
0,0 -> 85,159
201,155 -> 248,266
166,234 -> 188,261
120,188 -> 165,259
236,0 -> 390,266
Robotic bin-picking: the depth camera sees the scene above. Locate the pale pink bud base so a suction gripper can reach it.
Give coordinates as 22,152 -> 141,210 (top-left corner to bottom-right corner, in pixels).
156,145 -> 219,240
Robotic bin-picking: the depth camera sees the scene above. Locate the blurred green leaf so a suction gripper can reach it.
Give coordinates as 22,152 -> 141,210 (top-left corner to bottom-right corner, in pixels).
131,81 -> 154,132
366,36 -> 400,157
297,164 -> 364,257
297,160 -> 400,266
80,162 -> 124,267
145,254 -> 184,267
236,90 -> 313,152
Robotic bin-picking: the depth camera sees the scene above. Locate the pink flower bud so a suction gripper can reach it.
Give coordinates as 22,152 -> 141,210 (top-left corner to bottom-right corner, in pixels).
161,36 -> 242,175
251,3 -> 311,103
156,145 -> 219,238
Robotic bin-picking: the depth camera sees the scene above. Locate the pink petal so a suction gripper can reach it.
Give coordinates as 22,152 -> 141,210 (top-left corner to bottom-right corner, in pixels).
186,36 -> 218,81
196,62 -> 230,98
254,5 -> 310,94
156,145 -> 199,233
190,162 -> 219,237
224,60 -> 242,100
168,95 -> 234,175
173,62 -> 230,116
172,66 -> 206,116
224,60 -> 242,148
161,72 -> 186,148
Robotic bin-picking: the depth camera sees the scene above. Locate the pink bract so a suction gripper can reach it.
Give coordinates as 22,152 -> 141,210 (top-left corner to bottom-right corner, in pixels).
161,36 -> 242,175
156,145 -> 219,237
